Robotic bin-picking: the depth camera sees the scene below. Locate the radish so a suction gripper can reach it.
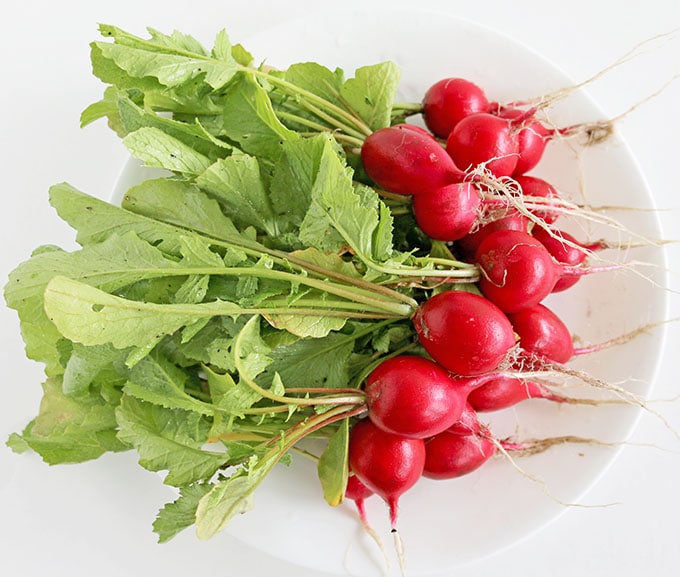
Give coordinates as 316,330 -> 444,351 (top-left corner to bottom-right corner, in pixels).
513,175 -> 561,225
532,226 -> 606,292
424,425 -> 594,480
474,229 -> 560,312
423,428 -> 496,480
445,112 -> 519,177
364,355 -> 468,439
348,419 -> 426,530
411,181 -> 481,241
344,472 -> 374,529
412,289 -> 517,376
454,210 -> 530,261
422,77 -> 489,138
493,106 -> 550,176
446,401 -> 484,435
360,124 -> 464,195
466,374 -> 573,412
506,303 -> 575,364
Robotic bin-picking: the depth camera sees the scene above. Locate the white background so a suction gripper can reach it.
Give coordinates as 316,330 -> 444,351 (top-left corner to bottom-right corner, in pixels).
1,1 -> 679,576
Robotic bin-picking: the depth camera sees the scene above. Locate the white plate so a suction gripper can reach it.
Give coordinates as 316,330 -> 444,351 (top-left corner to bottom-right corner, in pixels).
113,7 -> 668,576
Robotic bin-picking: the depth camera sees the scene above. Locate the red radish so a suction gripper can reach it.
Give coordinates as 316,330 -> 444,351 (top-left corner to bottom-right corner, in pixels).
475,229 -> 560,312
423,428 -> 496,480
361,125 -> 464,195
446,112 -> 519,177
506,303 -> 575,364
422,77 -> 489,138
467,374 -> 570,412
513,175 -> 561,225
454,210 -> 530,261
345,473 -> 374,527
532,227 -> 606,292
364,355 -> 468,439
412,181 -> 481,241
424,426 -> 588,479
348,419 -> 426,528
413,289 -> 517,376
446,402 -> 484,435
495,107 -> 550,176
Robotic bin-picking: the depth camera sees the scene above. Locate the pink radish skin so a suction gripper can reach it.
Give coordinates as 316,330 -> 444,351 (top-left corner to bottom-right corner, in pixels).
348,419 -> 426,528
532,227 -> 606,292
412,181 -> 482,241
413,290 -> 517,376
423,429 -> 496,480
506,303 -> 575,364
361,125 -> 465,195
467,375 -> 569,412
513,175 -> 561,225
475,229 -> 560,313
446,401 -> 484,435
345,473 -> 374,527
455,211 -> 530,262
494,106 -> 550,176
446,112 -> 519,177
364,355 -> 468,439
422,77 -> 490,138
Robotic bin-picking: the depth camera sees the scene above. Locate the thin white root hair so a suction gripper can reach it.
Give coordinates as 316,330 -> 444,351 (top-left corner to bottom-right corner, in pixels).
490,436 -> 622,509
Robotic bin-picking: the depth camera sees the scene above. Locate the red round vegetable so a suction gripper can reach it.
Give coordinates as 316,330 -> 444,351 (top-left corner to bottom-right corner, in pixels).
348,419 -> 426,527
423,429 -> 496,480
506,303 -> 575,363
364,355 -> 467,439
446,112 -> 519,177
514,175 -> 561,225
475,229 -> 560,312
361,125 -> 464,195
422,77 -> 489,138
413,290 -> 517,376
412,181 -> 481,241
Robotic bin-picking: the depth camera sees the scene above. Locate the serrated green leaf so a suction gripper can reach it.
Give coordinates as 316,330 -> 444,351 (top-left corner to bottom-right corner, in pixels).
115,395 -> 227,486
43,276 -> 242,350
196,154 -> 279,236
121,178 -> 246,245
123,127 -> 213,175
95,28 -> 238,89
123,351 -> 214,415
340,61 -> 400,130
153,483 -> 214,543
219,73 -> 299,162
13,378 -> 127,464
195,451 -> 279,539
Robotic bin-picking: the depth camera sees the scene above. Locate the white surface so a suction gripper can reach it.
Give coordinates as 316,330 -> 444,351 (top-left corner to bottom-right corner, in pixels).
1,2 -> 679,577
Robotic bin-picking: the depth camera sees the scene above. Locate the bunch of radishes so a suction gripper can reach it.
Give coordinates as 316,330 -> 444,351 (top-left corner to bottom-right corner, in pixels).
347,77 -> 629,540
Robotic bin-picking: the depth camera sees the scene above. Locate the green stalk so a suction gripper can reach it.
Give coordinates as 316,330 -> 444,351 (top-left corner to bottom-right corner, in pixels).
250,69 -> 374,138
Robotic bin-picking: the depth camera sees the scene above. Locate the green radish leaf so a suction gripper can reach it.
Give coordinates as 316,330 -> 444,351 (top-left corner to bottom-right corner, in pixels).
43,276 -> 242,350
340,61 -> 401,131
123,351 -> 215,415
219,73 -> 299,162
317,418 -> 349,506
153,482 -> 214,543
95,25 -> 239,90
195,451 -> 280,539
12,378 -> 127,464
121,178 -> 246,246
282,62 -> 345,105
263,313 -> 346,338
262,330 -> 355,390
123,127 -> 213,176
196,154 -> 279,236
115,395 -> 228,487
